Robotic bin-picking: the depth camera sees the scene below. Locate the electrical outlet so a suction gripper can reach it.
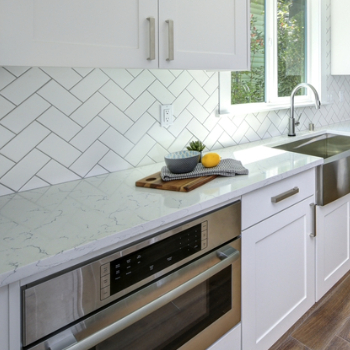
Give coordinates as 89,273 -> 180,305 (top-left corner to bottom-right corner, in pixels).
160,105 -> 174,127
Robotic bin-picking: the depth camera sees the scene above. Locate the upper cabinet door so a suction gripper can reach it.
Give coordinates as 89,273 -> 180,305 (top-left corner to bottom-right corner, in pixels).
331,0 -> 350,75
158,0 -> 250,70
0,0 -> 158,68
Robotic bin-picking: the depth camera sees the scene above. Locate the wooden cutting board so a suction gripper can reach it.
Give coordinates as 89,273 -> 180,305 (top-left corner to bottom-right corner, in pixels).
135,172 -> 217,192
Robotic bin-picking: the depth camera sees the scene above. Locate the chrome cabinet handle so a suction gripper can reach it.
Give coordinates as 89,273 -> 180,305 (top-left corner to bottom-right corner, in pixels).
166,19 -> 174,61
310,203 -> 316,237
63,245 -> 239,350
271,187 -> 299,203
147,17 -> 156,60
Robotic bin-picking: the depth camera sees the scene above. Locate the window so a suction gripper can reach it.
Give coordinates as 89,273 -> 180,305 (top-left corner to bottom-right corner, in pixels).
219,0 -> 324,115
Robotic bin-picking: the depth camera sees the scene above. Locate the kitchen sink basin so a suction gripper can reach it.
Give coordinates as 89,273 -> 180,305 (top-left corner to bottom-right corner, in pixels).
272,133 -> 350,205
273,133 -> 350,159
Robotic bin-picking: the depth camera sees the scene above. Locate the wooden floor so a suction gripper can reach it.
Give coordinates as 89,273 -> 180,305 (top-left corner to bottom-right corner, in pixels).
269,271 -> 350,350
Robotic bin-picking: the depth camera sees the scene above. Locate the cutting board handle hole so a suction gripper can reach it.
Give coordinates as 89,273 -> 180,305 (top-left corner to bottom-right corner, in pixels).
146,177 -> 157,182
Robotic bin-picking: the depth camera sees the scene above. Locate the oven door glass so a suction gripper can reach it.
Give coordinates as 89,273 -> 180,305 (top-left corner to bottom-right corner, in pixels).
90,266 -> 232,350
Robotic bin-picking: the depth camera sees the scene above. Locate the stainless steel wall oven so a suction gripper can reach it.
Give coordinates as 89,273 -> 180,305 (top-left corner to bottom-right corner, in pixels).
22,201 -> 241,350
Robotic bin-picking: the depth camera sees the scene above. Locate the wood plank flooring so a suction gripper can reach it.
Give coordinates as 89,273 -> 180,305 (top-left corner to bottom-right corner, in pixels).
270,271 -> 350,350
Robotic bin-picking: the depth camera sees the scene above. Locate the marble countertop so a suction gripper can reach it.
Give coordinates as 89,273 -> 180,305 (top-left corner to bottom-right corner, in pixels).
3,122 -> 350,288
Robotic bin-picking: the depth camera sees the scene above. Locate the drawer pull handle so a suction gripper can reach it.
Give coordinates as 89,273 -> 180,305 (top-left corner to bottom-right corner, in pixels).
310,203 -> 316,237
166,19 -> 174,61
271,187 -> 299,203
147,17 -> 156,60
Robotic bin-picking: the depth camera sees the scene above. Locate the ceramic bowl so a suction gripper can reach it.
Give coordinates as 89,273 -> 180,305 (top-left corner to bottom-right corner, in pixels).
164,150 -> 200,174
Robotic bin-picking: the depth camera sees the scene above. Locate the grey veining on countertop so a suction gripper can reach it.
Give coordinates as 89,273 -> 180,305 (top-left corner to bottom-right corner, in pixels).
0,124 -> 336,287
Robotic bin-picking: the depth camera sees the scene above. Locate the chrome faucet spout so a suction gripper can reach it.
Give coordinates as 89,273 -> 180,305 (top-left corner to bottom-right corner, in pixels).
289,83 -> 321,137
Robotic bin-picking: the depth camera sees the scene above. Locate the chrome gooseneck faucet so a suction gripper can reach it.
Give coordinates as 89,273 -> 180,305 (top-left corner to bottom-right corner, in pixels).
289,83 -> 321,136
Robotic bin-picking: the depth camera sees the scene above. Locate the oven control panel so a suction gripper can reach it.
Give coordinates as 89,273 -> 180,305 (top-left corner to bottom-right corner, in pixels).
100,221 -> 208,300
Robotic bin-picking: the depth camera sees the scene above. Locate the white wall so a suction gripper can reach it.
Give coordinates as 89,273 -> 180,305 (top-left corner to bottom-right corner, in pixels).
0,0 -> 348,196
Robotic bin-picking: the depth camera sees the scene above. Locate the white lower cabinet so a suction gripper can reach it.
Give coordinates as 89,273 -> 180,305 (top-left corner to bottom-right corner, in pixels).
316,193 -> 350,301
207,323 -> 241,350
242,197 -> 316,350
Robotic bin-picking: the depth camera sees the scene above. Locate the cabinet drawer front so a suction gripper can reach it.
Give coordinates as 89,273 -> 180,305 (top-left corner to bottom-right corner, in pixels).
242,169 -> 315,230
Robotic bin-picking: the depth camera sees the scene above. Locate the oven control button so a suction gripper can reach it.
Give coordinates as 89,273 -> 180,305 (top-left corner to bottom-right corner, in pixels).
201,230 -> 208,240
201,221 -> 208,230
101,274 -> 110,289
201,239 -> 208,250
100,286 -> 110,300
100,263 -> 110,277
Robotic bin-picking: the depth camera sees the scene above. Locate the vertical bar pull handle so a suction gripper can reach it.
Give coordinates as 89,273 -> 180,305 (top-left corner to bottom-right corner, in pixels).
147,17 -> 155,60
166,19 -> 174,61
310,203 -> 316,237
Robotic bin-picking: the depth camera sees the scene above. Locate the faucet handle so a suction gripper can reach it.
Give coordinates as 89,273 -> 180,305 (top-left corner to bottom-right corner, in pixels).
295,113 -> 302,127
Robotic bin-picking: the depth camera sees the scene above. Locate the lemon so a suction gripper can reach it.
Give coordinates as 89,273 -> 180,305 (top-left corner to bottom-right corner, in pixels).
201,153 -> 221,168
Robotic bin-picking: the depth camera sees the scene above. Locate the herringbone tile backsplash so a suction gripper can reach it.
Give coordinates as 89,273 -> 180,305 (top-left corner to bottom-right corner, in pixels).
0,1 -> 349,196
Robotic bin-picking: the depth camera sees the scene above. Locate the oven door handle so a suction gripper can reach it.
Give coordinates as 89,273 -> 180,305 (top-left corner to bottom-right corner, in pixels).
62,245 -> 240,350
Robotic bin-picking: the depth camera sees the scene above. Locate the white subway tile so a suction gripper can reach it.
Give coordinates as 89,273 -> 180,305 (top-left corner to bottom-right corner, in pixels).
37,133 -> 82,167
86,165 -> 108,177
0,122 -> 50,162
186,118 -> 209,141
99,81 -> 133,111
102,68 -> 134,89
147,143 -> 168,163
38,80 -> 81,115
124,134 -> 155,166
99,151 -> 133,172
0,126 -> 15,149
148,80 -> 175,104
99,104 -> 133,134
125,113 -> 155,144
1,68 -> 50,105
69,141 -> 109,177
0,184 -> 14,196
20,176 -> 50,192
3,66 -> 30,77
149,70 -> 175,88
1,149 -> 50,191
187,100 -> 210,123
41,67 -> 82,90
99,128 -> 133,157
167,129 -> 193,153
37,160 -> 81,184
124,70 -> 156,99
0,68 -> 15,90
124,91 -> 155,121
173,90 -> 193,117
186,80 -> 209,105
1,94 -> 50,133
70,69 -> 109,101
70,93 -> 109,127
0,154 -> 15,178
188,70 -> 210,86
0,96 -> 15,119
70,117 -> 109,152
38,107 -> 81,141
168,71 -> 193,97
168,109 -> 192,137
73,68 -> 94,77
147,123 -> 175,149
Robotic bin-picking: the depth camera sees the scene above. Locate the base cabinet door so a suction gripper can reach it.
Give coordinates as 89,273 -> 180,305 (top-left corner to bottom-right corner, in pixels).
316,194 -> 350,301
242,198 -> 315,350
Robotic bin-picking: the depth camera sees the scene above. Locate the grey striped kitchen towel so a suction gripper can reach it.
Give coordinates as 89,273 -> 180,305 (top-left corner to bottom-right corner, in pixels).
161,158 -> 249,181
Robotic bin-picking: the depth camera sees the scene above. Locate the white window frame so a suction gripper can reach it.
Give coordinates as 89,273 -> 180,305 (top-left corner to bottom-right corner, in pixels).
218,0 -> 327,115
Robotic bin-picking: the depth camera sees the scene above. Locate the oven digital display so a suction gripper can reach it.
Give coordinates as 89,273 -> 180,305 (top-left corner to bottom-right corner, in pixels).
109,224 -> 203,296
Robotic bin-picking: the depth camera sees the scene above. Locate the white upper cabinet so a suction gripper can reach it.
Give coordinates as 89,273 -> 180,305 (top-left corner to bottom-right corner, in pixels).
0,0 -> 159,68
158,0 -> 250,70
0,0 -> 249,70
331,0 -> 350,74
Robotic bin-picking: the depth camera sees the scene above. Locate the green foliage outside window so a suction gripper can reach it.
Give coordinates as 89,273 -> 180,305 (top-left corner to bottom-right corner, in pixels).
231,0 -> 306,105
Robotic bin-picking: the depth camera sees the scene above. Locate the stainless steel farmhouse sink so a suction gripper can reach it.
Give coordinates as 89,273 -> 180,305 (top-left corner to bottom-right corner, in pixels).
273,133 -> 350,205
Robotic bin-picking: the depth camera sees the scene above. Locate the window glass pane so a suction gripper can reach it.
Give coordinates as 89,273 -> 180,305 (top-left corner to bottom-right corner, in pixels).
231,0 -> 265,105
277,0 -> 307,97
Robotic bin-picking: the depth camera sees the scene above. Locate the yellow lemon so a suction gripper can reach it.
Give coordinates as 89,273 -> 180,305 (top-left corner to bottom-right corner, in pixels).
201,153 -> 221,168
